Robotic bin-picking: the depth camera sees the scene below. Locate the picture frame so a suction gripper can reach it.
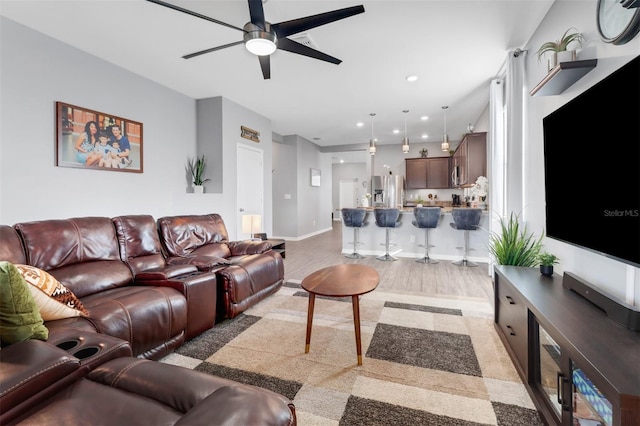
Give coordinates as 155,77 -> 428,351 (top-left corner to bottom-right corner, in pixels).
310,168 -> 321,187
55,102 -> 143,173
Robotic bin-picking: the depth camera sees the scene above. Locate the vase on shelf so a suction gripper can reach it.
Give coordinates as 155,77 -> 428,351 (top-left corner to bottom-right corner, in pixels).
361,197 -> 369,207
193,185 -> 204,194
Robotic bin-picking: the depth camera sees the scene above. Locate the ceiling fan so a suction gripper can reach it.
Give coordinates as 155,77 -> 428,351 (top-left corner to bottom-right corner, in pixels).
146,0 -> 365,79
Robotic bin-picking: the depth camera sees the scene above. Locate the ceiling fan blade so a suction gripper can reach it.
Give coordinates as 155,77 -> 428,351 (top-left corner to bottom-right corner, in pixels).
182,41 -> 244,59
258,55 -> 271,79
277,38 -> 341,64
272,5 -> 365,38
146,0 -> 245,33
248,0 -> 266,29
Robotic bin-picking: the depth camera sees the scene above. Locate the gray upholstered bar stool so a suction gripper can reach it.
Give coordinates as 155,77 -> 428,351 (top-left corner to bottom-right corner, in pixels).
341,208 -> 368,259
450,208 -> 483,267
412,207 -> 442,264
374,208 -> 401,261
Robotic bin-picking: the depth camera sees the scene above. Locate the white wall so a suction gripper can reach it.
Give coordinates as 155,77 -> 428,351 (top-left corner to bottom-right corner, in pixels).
523,0 -> 640,303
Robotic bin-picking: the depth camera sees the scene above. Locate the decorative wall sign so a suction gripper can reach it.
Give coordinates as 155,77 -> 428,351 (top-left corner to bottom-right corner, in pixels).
55,102 -> 143,173
241,125 -> 260,143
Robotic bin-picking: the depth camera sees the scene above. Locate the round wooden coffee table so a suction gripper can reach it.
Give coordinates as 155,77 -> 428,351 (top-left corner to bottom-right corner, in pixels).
301,264 -> 379,365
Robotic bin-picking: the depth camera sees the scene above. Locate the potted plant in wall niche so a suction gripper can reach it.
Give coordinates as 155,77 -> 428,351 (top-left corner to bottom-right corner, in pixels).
187,155 -> 210,194
536,27 -> 583,71
537,252 -> 559,276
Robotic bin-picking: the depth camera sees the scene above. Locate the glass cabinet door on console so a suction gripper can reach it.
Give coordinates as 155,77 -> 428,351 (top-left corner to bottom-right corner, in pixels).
536,324 -> 564,423
572,362 -> 613,426
535,319 -> 615,426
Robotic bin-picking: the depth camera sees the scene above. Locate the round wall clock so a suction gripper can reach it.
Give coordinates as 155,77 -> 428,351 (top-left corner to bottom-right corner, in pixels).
597,0 -> 640,45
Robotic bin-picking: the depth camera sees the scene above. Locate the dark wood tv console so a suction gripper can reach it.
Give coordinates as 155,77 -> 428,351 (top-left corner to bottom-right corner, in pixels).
494,265 -> 640,426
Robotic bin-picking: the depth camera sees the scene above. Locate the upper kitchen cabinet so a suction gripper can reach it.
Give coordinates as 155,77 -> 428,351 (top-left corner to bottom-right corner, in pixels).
451,132 -> 486,188
405,157 -> 450,189
406,158 -> 427,189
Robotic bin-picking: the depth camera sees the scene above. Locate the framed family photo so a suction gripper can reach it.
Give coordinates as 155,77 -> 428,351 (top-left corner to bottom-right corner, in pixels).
55,102 -> 143,173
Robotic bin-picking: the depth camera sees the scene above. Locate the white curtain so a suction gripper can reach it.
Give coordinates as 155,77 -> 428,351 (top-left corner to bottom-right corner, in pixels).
489,78 -> 505,223
504,49 -> 527,219
487,50 -> 526,274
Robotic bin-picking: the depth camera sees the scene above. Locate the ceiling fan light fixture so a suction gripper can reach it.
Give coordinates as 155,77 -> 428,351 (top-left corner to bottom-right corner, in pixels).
244,29 -> 277,56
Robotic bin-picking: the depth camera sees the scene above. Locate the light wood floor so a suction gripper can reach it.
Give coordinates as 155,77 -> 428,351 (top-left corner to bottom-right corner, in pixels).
282,221 -> 494,305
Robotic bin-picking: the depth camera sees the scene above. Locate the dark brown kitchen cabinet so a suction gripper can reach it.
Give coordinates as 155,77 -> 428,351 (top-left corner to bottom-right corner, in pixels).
405,158 -> 427,189
451,132 -> 486,187
405,158 -> 450,189
427,157 -> 450,189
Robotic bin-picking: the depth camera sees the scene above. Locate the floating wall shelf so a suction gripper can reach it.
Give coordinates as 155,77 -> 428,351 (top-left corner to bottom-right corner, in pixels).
530,59 -> 598,96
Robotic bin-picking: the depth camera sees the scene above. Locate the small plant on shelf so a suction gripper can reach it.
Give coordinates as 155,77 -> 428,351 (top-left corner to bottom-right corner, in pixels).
187,155 -> 210,192
536,28 -> 583,64
537,252 -> 559,276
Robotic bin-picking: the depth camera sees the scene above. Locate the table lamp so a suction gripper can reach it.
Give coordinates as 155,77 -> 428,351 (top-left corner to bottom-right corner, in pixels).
242,214 -> 262,241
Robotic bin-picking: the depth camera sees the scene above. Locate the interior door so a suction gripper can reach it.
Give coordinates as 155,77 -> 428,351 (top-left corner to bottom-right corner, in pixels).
339,180 -> 358,217
237,144 -> 264,239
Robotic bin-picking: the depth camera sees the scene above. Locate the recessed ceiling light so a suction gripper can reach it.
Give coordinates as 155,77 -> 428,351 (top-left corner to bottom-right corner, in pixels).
421,134 -> 429,139
340,159 -> 344,163
420,115 -> 429,120
356,122 -> 364,127
405,75 -> 418,82
393,129 -> 400,134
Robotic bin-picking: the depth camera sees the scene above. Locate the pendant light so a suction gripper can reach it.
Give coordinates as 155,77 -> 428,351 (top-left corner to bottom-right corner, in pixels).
369,113 -> 377,155
441,106 -> 450,152
401,110 -> 410,154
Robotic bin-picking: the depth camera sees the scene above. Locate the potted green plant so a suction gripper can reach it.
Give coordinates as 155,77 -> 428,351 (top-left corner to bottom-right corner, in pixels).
187,155 -> 210,193
537,252 -> 559,276
487,212 -> 544,267
536,28 -> 583,70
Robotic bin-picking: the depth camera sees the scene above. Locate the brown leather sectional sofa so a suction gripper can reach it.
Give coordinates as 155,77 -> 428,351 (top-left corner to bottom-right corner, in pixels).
0,213 -> 294,425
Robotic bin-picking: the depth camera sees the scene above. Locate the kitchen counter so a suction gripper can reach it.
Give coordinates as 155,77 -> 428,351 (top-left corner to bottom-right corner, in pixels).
361,206 -> 490,214
341,208 -> 491,264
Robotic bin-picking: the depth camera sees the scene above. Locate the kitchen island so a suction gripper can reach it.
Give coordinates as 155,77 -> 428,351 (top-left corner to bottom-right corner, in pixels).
341,207 -> 491,265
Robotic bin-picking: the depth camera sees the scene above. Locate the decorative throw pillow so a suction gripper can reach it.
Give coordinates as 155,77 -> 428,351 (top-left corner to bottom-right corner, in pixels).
0,261 -> 49,346
15,264 -> 90,321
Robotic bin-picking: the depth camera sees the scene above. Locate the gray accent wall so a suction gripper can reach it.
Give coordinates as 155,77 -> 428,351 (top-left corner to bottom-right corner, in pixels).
0,17 -> 196,225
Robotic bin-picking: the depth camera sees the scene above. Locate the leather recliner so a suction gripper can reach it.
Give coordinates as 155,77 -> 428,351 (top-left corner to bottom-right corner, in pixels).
112,215 -> 220,340
0,339 -> 297,426
157,213 -> 285,319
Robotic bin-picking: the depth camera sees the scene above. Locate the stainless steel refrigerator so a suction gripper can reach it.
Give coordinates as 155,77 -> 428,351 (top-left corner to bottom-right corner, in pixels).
371,175 -> 404,208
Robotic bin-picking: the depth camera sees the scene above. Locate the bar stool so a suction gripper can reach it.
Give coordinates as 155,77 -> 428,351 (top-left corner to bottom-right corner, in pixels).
450,208 -> 483,267
374,208 -> 401,261
341,208 -> 368,259
412,207 -> 442,264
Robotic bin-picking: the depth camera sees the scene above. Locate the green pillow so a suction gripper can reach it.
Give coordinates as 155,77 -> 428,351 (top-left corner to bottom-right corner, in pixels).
0,261 -> 48,347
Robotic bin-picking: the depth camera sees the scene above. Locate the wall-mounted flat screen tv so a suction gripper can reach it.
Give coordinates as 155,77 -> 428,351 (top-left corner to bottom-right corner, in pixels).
543,55 -> 639,268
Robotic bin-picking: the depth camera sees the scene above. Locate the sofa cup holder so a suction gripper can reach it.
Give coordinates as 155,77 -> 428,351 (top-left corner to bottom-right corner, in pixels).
55,338 -> 104,360
56,340 -> 80,351
73,346 -> 102,359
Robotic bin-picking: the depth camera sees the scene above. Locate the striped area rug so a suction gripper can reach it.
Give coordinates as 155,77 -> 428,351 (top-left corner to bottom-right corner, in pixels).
160,281 -> 543,425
